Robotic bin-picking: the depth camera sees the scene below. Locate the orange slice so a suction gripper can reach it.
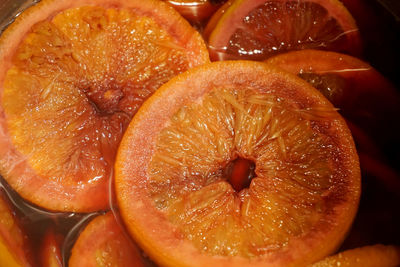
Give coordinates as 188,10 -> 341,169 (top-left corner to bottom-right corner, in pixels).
205,0 -> 362,61
311,244 -> 400,267
0,0 -> 209,212
0,191 -> 33,267
265,49 -> 400,111
116,61 -> 361,266
69,212 -> 145,267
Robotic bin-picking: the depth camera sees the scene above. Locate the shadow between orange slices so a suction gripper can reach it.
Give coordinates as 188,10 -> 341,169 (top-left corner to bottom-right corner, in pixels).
115,61 -> 361,267
0,0 -> 209,212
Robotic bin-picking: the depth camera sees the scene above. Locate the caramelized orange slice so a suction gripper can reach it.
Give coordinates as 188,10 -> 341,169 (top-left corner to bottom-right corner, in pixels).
0,0 -> 209,212
116,61 -> 361,266
205,0 -> 362,61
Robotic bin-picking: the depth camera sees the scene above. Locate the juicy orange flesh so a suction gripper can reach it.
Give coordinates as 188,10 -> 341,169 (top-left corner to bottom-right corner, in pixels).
2,6 -> 189,184
298,72 -> 346,106
148,86 -> 346,258
220,2 -> 346,60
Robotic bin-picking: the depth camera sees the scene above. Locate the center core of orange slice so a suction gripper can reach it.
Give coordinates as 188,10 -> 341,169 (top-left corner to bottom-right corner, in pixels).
83,81 -> 125,116
225,157 -> 256,192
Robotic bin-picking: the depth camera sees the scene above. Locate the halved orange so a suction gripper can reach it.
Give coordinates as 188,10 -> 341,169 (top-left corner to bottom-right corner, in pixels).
69,211 -> 145,267
116,61 -> 361,266
265,49 -> 400,159
0,191 -> 33,267
205,0 -> 362,61
311,244 -> 400,267
0,0 -> 209,212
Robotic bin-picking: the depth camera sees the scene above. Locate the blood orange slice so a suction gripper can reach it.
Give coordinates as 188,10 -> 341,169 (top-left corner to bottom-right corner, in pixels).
0,0 -> 209,212
69,212 -> 144,267
311,244 -> 400,267
116,61 -> 361,266
205,0 -> 362,61
0,192 -> 33,267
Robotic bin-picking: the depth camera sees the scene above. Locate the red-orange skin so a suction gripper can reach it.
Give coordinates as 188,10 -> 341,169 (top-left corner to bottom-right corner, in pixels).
0,0 -> 209,212
203,0 -> 234,38
116,61 -> 361,267
69,212 -> 145,267
40,228 -> 63,267
164,0 -> 224,24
